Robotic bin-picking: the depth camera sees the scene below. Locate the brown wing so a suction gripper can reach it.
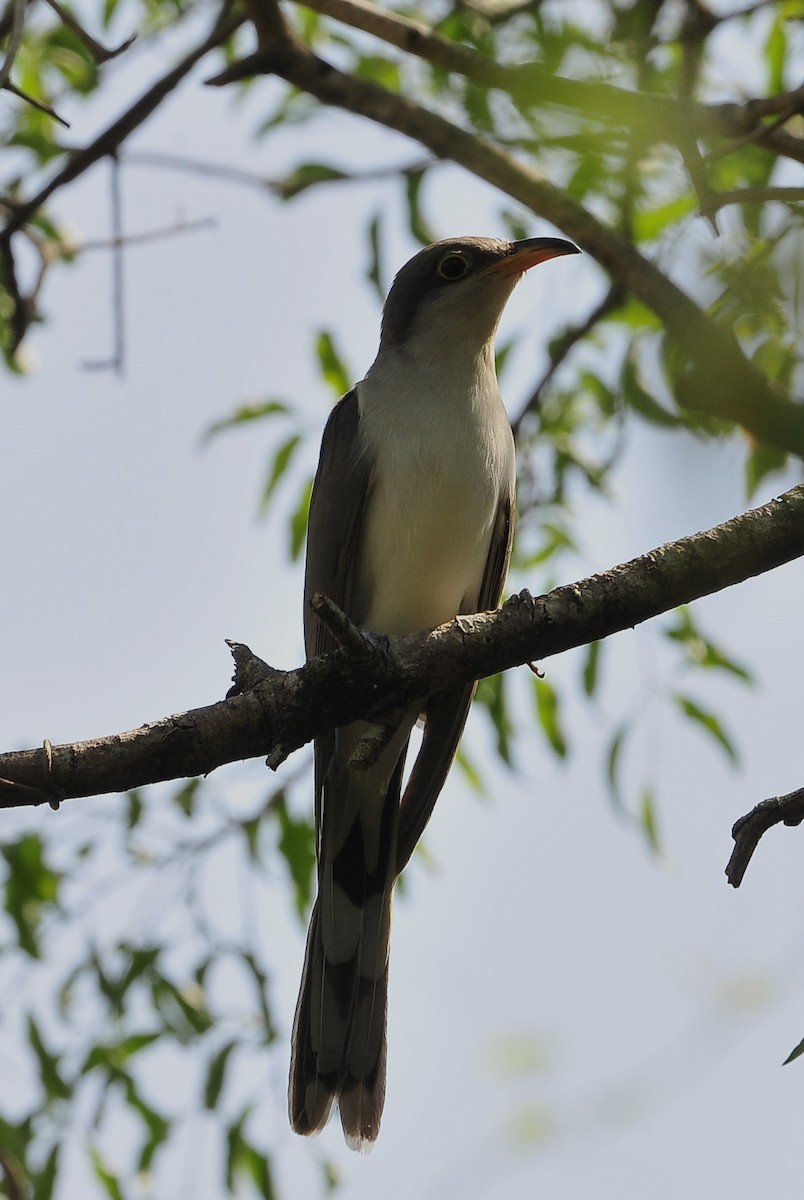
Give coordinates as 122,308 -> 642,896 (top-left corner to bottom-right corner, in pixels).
303,390 -> 373,837
395,490 -> 515,874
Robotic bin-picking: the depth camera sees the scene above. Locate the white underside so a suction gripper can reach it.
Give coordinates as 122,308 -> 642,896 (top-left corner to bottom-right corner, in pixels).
356,338 -> 515,636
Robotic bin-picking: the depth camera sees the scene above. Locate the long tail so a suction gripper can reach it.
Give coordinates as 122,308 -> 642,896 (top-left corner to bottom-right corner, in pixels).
289,732 -> 406,1149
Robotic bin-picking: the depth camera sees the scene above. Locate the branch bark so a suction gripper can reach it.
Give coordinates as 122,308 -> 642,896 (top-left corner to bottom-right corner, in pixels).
1,484 -> 801,812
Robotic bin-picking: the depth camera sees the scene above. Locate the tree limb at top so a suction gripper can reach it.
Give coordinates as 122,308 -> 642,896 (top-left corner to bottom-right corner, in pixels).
0,484 -> 801,812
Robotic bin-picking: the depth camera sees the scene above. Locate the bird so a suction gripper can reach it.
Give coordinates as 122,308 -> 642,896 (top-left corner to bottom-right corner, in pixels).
289,234 -> 579,1150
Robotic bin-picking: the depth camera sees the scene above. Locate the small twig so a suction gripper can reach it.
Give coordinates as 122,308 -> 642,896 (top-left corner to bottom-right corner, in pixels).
43,0 -> 136,62
726,787 -> 804,888
2,77 -> 70,126
0,0 -> 25,91
311,593 -> 381,660
67,214 -> 218,253
123,149 -> 433,197
704,185 -> 804,212
706,86 -> 804,162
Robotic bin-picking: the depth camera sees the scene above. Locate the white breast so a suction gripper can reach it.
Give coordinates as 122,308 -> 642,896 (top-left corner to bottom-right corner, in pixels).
356,343 -> 515,636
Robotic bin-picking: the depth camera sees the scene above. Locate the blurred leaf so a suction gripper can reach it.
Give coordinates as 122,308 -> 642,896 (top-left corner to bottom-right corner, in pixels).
366,211 -> 383,300
275,161 -> 349,200
675,695 -> 738,763
315,330 -> 351,397
27,1016 -> 71,1102
633,193 -> 696,241
275,796 -> 316,918
783,1036 -> 804,1066
620,347 -> 682,427
745,440 -> 788,498
126,788 -> 144,829
89,1147 -> 124,1200
290,476 -> 314,560
582,640 -> 602,697
2,834 -> 60,958
455,745 -> 485,793
533,676 -> 568,758
475,672 -> 514,765
204,1040 -> 237,1110
666,608 -> 752,682
405,168 -> 436,246
639,787 -> 661,854
606,723 -> 628,812
259,433 -> 302,513
173,776 -> 202,817
31,1143 -> 59,1200
202,400 -> 290,443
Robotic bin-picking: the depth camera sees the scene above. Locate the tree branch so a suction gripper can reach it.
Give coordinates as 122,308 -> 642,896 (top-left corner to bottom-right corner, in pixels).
207,36 -> 804,458
726,787 -> 804,888
290,0 -> 804,147
1,484 -> 801,811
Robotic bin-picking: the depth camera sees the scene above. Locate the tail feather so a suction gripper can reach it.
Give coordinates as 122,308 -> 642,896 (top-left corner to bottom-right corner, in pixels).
289,732 -> 407,1149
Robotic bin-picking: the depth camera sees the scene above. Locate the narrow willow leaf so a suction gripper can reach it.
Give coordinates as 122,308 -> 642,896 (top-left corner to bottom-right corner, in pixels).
259,433 -> 302,514
204,1041 -> 237,1110
783,1036 -> 804,1066
290,477 -> 314,561
201,400 -> 290,443
533,677 -> 568,759
315,330 -> 351,397
675,695 -> 738,763
582,640 -> 602,697
640,787 -> 661,855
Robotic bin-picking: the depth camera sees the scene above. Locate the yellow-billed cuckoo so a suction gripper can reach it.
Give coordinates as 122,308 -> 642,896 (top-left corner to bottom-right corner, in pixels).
289,235 -> 579,1149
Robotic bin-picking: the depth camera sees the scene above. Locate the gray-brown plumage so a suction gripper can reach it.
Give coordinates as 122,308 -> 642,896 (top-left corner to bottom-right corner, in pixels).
289,235 -> 579,1149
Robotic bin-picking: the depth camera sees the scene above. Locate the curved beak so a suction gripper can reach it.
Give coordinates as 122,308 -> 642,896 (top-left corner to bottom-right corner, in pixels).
490,236 -> 580,276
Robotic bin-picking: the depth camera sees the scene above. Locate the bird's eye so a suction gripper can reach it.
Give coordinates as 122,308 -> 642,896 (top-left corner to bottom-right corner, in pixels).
437,253 -> 470,281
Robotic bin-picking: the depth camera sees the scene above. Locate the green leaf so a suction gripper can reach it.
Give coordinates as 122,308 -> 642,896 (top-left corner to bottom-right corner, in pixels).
31,1144 -> 59,1200
202,400 -> 290,443
290,477 -> 313,560
606,723 -> 628,813
259,434 -> 302,513
745,441 -> 788,499
366,212 -> 384,300
475,672 -> 514,765
173,777 -> 202,817
1,834 -> 60,958
675,695 -> 738,764
620,348 -> 682,428
455,745 -> 485,793
275,162 -> 349,201
633,193 -> 696,241
90,1147 -> 124,1200
639,787 -> 661,855
405,168 -> 436,247
666,609 -> 752,682
783,1036 -> 804,1066
275,796 -> 316,918
582,640 -> 602,697
315,330 -> 351,397
126,789 -> 144,829
533,677 -> 568,758
204,1041 -> 237,1110
27,1016 -> 71,1102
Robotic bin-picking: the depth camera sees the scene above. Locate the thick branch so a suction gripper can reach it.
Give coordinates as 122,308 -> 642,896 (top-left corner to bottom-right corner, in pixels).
0,485 -> 801,811
294,0 -> 804,147
207,39 -> 804,457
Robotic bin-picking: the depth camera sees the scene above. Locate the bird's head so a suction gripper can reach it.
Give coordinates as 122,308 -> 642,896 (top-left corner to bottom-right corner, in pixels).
378,235 -> 580,358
